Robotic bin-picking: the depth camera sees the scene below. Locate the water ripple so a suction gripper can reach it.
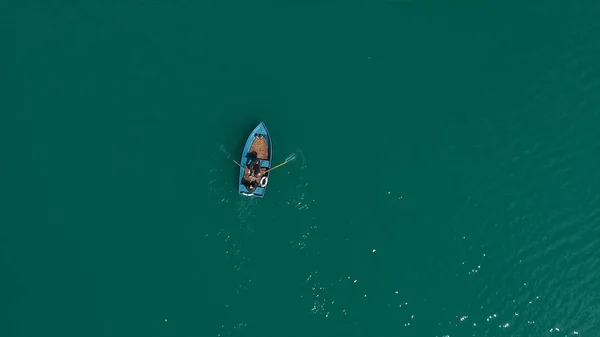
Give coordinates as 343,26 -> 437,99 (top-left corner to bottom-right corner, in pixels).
443,13 -> 600,337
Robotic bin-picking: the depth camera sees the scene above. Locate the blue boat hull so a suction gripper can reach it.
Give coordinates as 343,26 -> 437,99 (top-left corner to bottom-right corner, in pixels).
238,122 -> 272,197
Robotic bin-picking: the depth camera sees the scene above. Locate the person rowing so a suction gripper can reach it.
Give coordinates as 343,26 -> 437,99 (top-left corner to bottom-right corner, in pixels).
250,158 -> 261,177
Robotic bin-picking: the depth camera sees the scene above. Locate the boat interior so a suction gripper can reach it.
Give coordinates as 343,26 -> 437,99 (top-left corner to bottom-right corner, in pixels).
242,134 -> 270,186
250,134 -> 269,160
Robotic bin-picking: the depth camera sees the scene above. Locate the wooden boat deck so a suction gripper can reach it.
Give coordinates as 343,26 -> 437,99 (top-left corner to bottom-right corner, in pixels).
250,136 -> 269,160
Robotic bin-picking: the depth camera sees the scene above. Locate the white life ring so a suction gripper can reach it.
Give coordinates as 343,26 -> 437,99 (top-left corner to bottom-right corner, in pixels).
259,176 -> 268,187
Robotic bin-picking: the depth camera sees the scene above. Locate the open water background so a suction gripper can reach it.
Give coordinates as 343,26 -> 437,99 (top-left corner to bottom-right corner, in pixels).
2,2 -> 600,336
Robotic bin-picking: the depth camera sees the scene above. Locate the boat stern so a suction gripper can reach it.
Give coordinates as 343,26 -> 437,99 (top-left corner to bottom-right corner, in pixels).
238,184 -> 265,198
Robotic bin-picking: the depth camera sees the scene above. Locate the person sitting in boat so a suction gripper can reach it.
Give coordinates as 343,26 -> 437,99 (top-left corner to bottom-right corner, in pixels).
251,159 -> 261,176
247,151 -> 258,160
248,179 -> 258,191
241,175 -> 255,191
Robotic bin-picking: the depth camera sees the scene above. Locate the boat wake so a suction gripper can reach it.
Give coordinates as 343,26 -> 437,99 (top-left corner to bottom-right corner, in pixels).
236,195 -> 257,232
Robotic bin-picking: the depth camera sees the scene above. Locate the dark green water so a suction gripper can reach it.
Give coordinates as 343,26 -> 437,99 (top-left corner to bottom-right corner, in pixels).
3,2 -> 600,336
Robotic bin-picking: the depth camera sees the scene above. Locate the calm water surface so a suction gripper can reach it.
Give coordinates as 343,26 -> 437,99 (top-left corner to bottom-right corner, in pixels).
2,2 -> 600,337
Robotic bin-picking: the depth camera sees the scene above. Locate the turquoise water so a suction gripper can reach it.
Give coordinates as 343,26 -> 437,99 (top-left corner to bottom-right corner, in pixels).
3,2 -> 600,336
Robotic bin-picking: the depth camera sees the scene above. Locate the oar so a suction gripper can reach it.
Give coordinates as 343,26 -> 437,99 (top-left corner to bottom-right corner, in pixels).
221,148 -> 241,168
264,159 -> 292,173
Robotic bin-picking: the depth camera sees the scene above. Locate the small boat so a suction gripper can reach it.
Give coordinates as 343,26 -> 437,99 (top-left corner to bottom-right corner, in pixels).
238,122 -> 273,197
